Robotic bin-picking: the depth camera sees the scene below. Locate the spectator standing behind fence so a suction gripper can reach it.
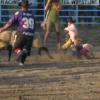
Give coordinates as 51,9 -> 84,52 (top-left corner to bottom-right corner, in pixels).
0,0 -> 35,66
43,0 -> 61,49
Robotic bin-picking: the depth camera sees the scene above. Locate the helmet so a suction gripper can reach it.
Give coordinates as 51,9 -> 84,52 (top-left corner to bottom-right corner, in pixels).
67,17 -> 74,23
18,0 -> 29,7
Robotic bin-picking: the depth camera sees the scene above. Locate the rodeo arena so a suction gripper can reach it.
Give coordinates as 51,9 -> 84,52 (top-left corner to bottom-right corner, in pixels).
0,0 -> 100,100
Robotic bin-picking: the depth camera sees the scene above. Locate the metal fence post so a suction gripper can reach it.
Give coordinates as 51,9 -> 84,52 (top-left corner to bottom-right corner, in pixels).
0,0 -> 1,22
43,0 -> 45,19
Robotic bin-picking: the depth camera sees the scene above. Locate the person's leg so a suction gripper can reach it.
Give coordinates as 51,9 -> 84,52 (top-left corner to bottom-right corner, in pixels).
13,34 -> 25,53
62,38 -> 72,50
13,34 -> 26,65
55,21 -> 61,49
56,32 -> 61,49
74,37 -> 79,46
43,20 -> 52,46
71,35 -> 79,46
75,44 -> 82,58
22,36 -> 33,63
43,32 -> 50,46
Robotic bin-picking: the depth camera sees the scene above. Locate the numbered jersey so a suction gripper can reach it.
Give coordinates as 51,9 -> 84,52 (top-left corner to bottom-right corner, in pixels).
8,10 -> 35,36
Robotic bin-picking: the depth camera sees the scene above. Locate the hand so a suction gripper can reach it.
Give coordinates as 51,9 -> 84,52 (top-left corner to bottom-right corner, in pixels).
0,27 -> 4,33
64,27 -> 69,33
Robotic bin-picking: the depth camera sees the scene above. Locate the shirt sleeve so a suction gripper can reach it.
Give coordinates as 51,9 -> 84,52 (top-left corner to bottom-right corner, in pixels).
7,11 -> 19,26
64,25 -> 75,32
64,27 -> 68,31
68,24 -> 78,34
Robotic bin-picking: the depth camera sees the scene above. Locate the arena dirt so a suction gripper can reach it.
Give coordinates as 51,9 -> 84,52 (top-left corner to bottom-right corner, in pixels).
0,27 -> 100,100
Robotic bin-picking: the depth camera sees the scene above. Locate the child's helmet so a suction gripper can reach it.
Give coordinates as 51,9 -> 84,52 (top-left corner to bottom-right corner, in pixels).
67,17 -> 74,23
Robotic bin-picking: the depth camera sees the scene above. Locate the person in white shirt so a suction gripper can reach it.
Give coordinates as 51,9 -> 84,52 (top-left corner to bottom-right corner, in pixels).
62,18 -> 79,50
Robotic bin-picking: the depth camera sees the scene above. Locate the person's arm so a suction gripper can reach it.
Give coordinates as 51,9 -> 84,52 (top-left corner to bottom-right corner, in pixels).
0,23 -> 10,33
56,1 -> 61,10
64,27 -> 69,33
0,11 -> 19,33
45,0 -> 51,11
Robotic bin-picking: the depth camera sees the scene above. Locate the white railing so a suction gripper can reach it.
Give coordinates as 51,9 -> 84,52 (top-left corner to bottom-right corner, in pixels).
0,0 -> 100,25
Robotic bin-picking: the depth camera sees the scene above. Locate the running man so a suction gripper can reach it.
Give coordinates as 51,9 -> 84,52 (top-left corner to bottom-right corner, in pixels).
0,0 -> 35,66
44,0 -> 61,49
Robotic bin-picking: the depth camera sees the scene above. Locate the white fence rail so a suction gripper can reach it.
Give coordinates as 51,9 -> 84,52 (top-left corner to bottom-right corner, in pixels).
0,0 -> 100,25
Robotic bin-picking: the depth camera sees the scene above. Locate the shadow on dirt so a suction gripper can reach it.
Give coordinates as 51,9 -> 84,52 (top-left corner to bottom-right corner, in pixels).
0,58 -> 100,71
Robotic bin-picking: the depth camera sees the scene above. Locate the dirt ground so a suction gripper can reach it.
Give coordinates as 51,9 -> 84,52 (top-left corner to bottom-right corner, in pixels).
0,27 -> 100,100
